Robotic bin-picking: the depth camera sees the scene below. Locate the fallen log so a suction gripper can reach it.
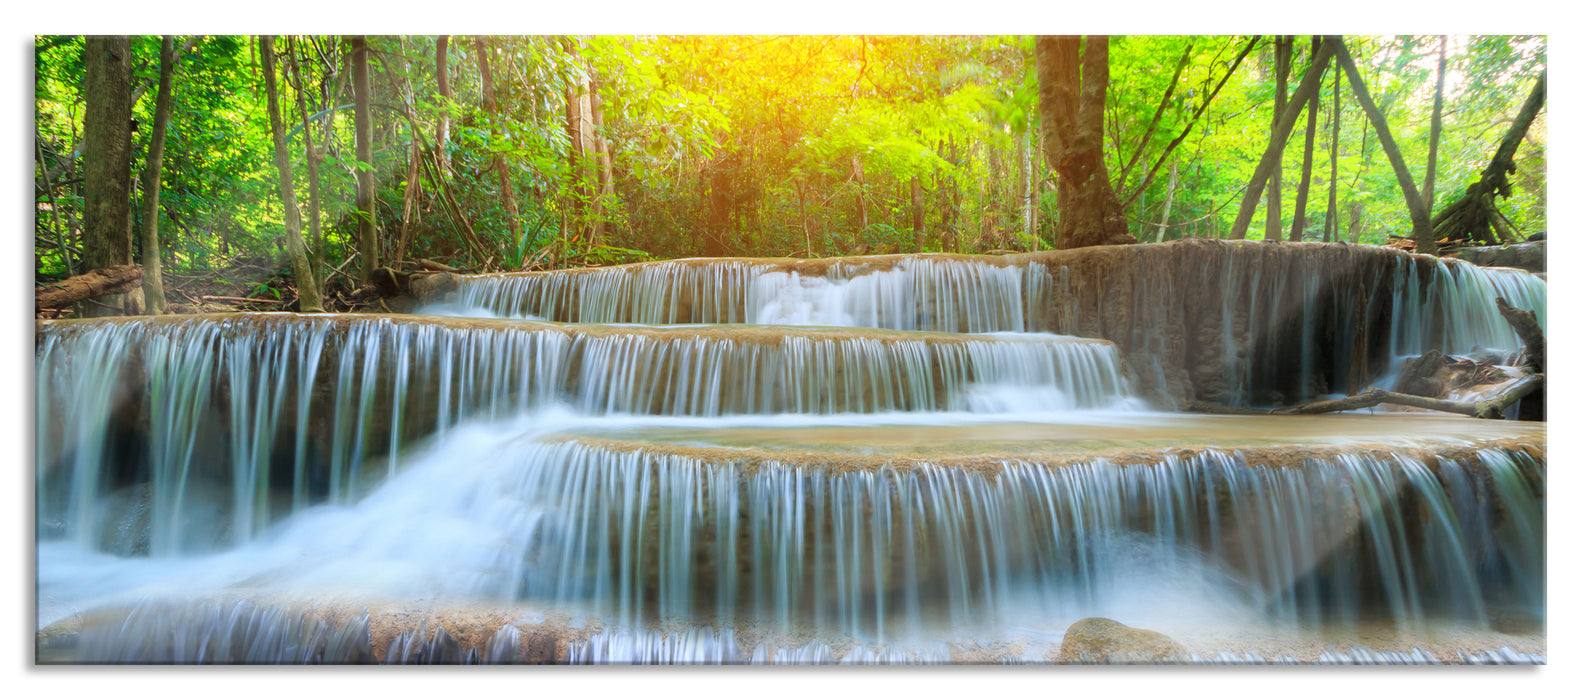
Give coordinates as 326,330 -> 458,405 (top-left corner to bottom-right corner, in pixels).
1275,374 -> 1542,420
35,265 -> 143,311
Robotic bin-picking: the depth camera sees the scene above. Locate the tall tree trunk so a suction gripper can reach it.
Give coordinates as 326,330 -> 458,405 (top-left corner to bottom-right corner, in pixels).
1154,159 -> 1178,243
1030,127 -> 1043,250
1014,127 -> 1029,245
910,174 -> 924,252
262,36 -> 323,312
590,77 -> 616,244
1265,36 -> 1292,242
1326,62 -> 1341,242
137,36 -> 177,315
853,154 -> 868,235
81,35 -> 134,316
1332,38 -> 1434,247
1431,70 -> 1545,246
349,35 -> 378,282
1036,35 -> 1136,249
562,37 -> 595,243
1417,35 -> 1447,254
435,36 -> 452,177
286,36 -> 325,284
1347,201 -> 1365,243
1290,36 -> 1322,243
1229,38 -> 1335,240
476,36 -> 520,260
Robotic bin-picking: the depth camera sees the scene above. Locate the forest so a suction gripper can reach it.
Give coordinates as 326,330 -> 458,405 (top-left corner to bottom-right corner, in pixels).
31,33 -> 1553,667
33,34 -> 1545,313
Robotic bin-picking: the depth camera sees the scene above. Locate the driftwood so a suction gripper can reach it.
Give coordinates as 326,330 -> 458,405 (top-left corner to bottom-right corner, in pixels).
1497,296 -> 1545,374
416,258 -> 459,273
200,295 -> 284,305
35,265 -> 143,310
1280,294 -> 1544,420
1275,376 -> 1541,420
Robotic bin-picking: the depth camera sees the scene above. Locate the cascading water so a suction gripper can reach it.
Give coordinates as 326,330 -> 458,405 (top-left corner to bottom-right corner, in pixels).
35,241 -> 1546,664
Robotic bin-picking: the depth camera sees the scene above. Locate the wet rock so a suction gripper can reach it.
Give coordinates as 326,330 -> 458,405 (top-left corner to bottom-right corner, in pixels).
1057,617 -> 1189,664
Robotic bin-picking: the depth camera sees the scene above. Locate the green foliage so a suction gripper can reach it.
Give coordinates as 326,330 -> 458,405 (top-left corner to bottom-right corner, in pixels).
35,34 -> 1547,287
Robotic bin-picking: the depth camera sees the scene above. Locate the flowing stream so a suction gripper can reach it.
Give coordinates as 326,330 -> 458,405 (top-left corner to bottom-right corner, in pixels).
35,244 -> 1546,664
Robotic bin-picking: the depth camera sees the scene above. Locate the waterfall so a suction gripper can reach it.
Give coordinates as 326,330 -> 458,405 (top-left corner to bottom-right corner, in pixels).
443,242 -> 1546,406
36,314 -> 1140,555
35,240 -> 1546,664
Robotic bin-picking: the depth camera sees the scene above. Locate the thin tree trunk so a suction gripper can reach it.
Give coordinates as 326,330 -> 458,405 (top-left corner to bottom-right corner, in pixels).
590,77 -> 616,244
1120,35 -> 1259,209
1265,36 -> 1292,242
1418,35 -> 1447,254
1348,201 -> 1365,243
137,36 -> 177,315
1154,160 -> 1178,243
262,36 -> 323,312
1332,37 -> 1433,246
435,36 -> 452,176
854,154 -> 868,234
1326,63 -> 1341,242
911,174 -> 924,252
1290,36 -> 1322,243
1116,43 -> 1192,187
476,37 -> 520,258
286,36 -> 324,285
1229,38 -> 1335,240
81,35 -> 134,316
1030,127 -> 1043,250
349,35 -> 378,282
36,135 -> 73,274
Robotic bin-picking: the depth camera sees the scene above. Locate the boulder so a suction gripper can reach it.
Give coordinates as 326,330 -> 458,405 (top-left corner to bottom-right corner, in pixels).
1056,617 -> 1189,664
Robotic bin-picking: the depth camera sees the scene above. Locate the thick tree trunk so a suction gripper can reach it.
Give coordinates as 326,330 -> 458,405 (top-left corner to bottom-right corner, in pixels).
40,37 -> 202,190
262,36 -> 324,312
1036,35 -> 1136,250
1229,38 -> 1335,240
36,265 -> 143,311
1290,37 -> 1322,243
476,36 -> 521,258
286,37 -> 325,281
435,36 -> 452,176
1418,35 -> 1448,254
137,36 -> 177,315
1265,36 -> 1291,242
1332,38 -> 1434,247
911,174 -> 924,252
349,35 -> 378,282
1431,71 -> 1546,245
81,36 -> 135,316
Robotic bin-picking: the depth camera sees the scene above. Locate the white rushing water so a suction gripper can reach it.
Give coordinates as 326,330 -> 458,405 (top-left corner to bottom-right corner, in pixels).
35,244 -> 1547,664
